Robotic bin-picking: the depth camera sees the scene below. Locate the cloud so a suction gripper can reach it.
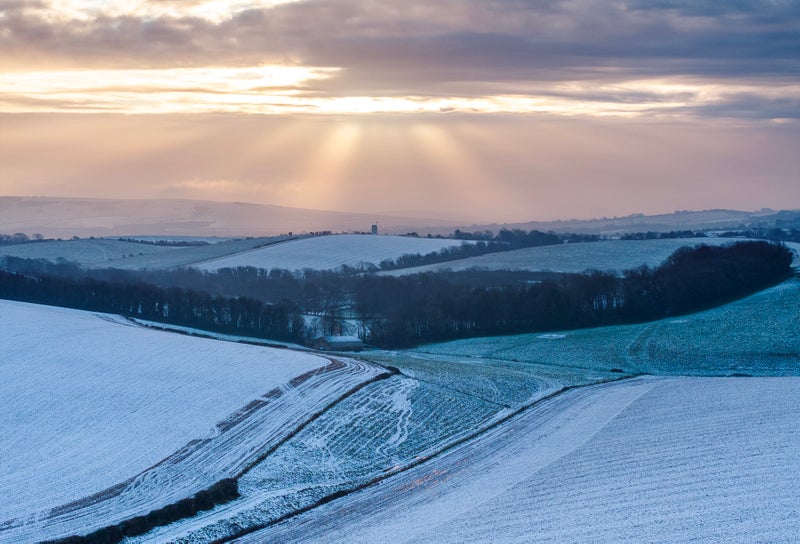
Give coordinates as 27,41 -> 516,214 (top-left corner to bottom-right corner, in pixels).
4,1 -> 798,75
0,0 -> 798,119
688,94 -> 800,120
625,0 -> 800,19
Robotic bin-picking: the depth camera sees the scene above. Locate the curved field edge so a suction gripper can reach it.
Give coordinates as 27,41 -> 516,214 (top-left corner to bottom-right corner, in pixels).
44,480 -> 242,544
130,362 -> 620,543
0,301 -> 326,523
219,376 -> 638,543
239,376 -> 800,543
43,365 -> 397,544
3,358 -> 387,543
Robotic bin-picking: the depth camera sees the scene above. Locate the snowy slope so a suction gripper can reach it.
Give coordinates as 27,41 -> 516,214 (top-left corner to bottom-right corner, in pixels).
0,238 -> 175,266
126,344 -> 613,542
197,234 -> 471,272
250,376 -> 800,543
95,236 -> 297,270
383,237 -> 771,275
0,300 -> 383,543
418,277 -> 800,376
0,236 -> 296,270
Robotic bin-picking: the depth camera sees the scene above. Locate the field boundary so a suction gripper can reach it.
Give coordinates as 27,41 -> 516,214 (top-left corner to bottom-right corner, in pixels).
185,234 -> 313,269
212,371 -> 640,543
10,356 -> 391,544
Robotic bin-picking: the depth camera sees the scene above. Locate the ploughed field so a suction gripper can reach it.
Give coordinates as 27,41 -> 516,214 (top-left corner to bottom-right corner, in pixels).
223,278 -> 800,543
123,330 -> 612,542
251,376 -> 800,544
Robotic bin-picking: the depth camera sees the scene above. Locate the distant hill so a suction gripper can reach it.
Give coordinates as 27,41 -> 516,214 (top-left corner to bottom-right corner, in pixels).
441,209 -> 800,236
1,197 -> 798,238
0,197 -> 460,238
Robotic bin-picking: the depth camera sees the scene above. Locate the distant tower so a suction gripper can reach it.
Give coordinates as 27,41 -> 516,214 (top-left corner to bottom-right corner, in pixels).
371,224 -> 378,235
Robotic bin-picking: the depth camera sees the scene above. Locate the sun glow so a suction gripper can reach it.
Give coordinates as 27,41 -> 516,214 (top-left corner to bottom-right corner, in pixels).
288,123 -> 364,211
2,68 -> 798,118
0,66 -> 337,114
409,123 -> 503,211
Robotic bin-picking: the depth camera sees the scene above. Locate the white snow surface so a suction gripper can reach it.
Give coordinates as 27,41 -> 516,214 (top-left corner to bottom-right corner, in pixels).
251,376 -> 800,544
0,300 -> 383,542
197,234 -> 471,272
125,353 -> 595,543
382,237 -> 772,275
0,238 -> 175,266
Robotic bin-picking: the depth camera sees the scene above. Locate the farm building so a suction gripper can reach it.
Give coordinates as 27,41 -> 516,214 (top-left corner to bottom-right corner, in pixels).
313,335 -> 364,352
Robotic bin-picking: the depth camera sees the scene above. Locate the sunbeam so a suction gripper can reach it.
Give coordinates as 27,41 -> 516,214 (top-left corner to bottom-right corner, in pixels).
288,122 -> 363,211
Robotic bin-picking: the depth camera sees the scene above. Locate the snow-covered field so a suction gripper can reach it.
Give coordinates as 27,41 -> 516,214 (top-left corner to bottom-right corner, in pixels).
383,237 -> 775,275
418,277 -> 800,376
126,342 -> 610,542
0,300 -> 384,543
0,238 -> 176,266
196,234 -> 471,272
0,236 -> 296,270
249,376 -> 800,543
3,236 -> 793,274
3,235 -> 798,542
99,235 -> 296,270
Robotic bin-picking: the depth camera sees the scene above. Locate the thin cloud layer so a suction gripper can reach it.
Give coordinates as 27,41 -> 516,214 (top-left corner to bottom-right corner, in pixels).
1,0 -> 798,118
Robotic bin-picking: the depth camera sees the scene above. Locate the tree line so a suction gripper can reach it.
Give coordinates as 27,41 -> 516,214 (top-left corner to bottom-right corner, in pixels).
0,267 -> 304,343
47,479 -> 239,544
354,241 -> 794,346
0,232 -> 45,245
372,228 -> 601,272
0,241 -> 793,348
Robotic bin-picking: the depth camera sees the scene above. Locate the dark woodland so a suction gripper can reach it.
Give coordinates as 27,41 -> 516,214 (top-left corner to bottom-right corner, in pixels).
0,241 -> 794,348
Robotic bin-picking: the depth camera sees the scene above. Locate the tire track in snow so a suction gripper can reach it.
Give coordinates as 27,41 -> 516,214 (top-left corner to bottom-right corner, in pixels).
374,379 -> 418,462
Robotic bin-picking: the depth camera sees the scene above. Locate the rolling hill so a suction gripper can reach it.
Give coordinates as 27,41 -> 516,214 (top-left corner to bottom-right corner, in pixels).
0,300 -> 384,543
415,277 -> 800,376
250,376 -> 800,543
383,237 -> 799,276
3,225 -> 799,543
0,196 -> 458,238
0,234 -> 471,272
3,197 -> 797,240
196,234 -> 472,272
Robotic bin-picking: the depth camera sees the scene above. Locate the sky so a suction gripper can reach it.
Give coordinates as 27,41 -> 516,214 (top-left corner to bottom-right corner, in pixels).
1,0 -> 798,222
